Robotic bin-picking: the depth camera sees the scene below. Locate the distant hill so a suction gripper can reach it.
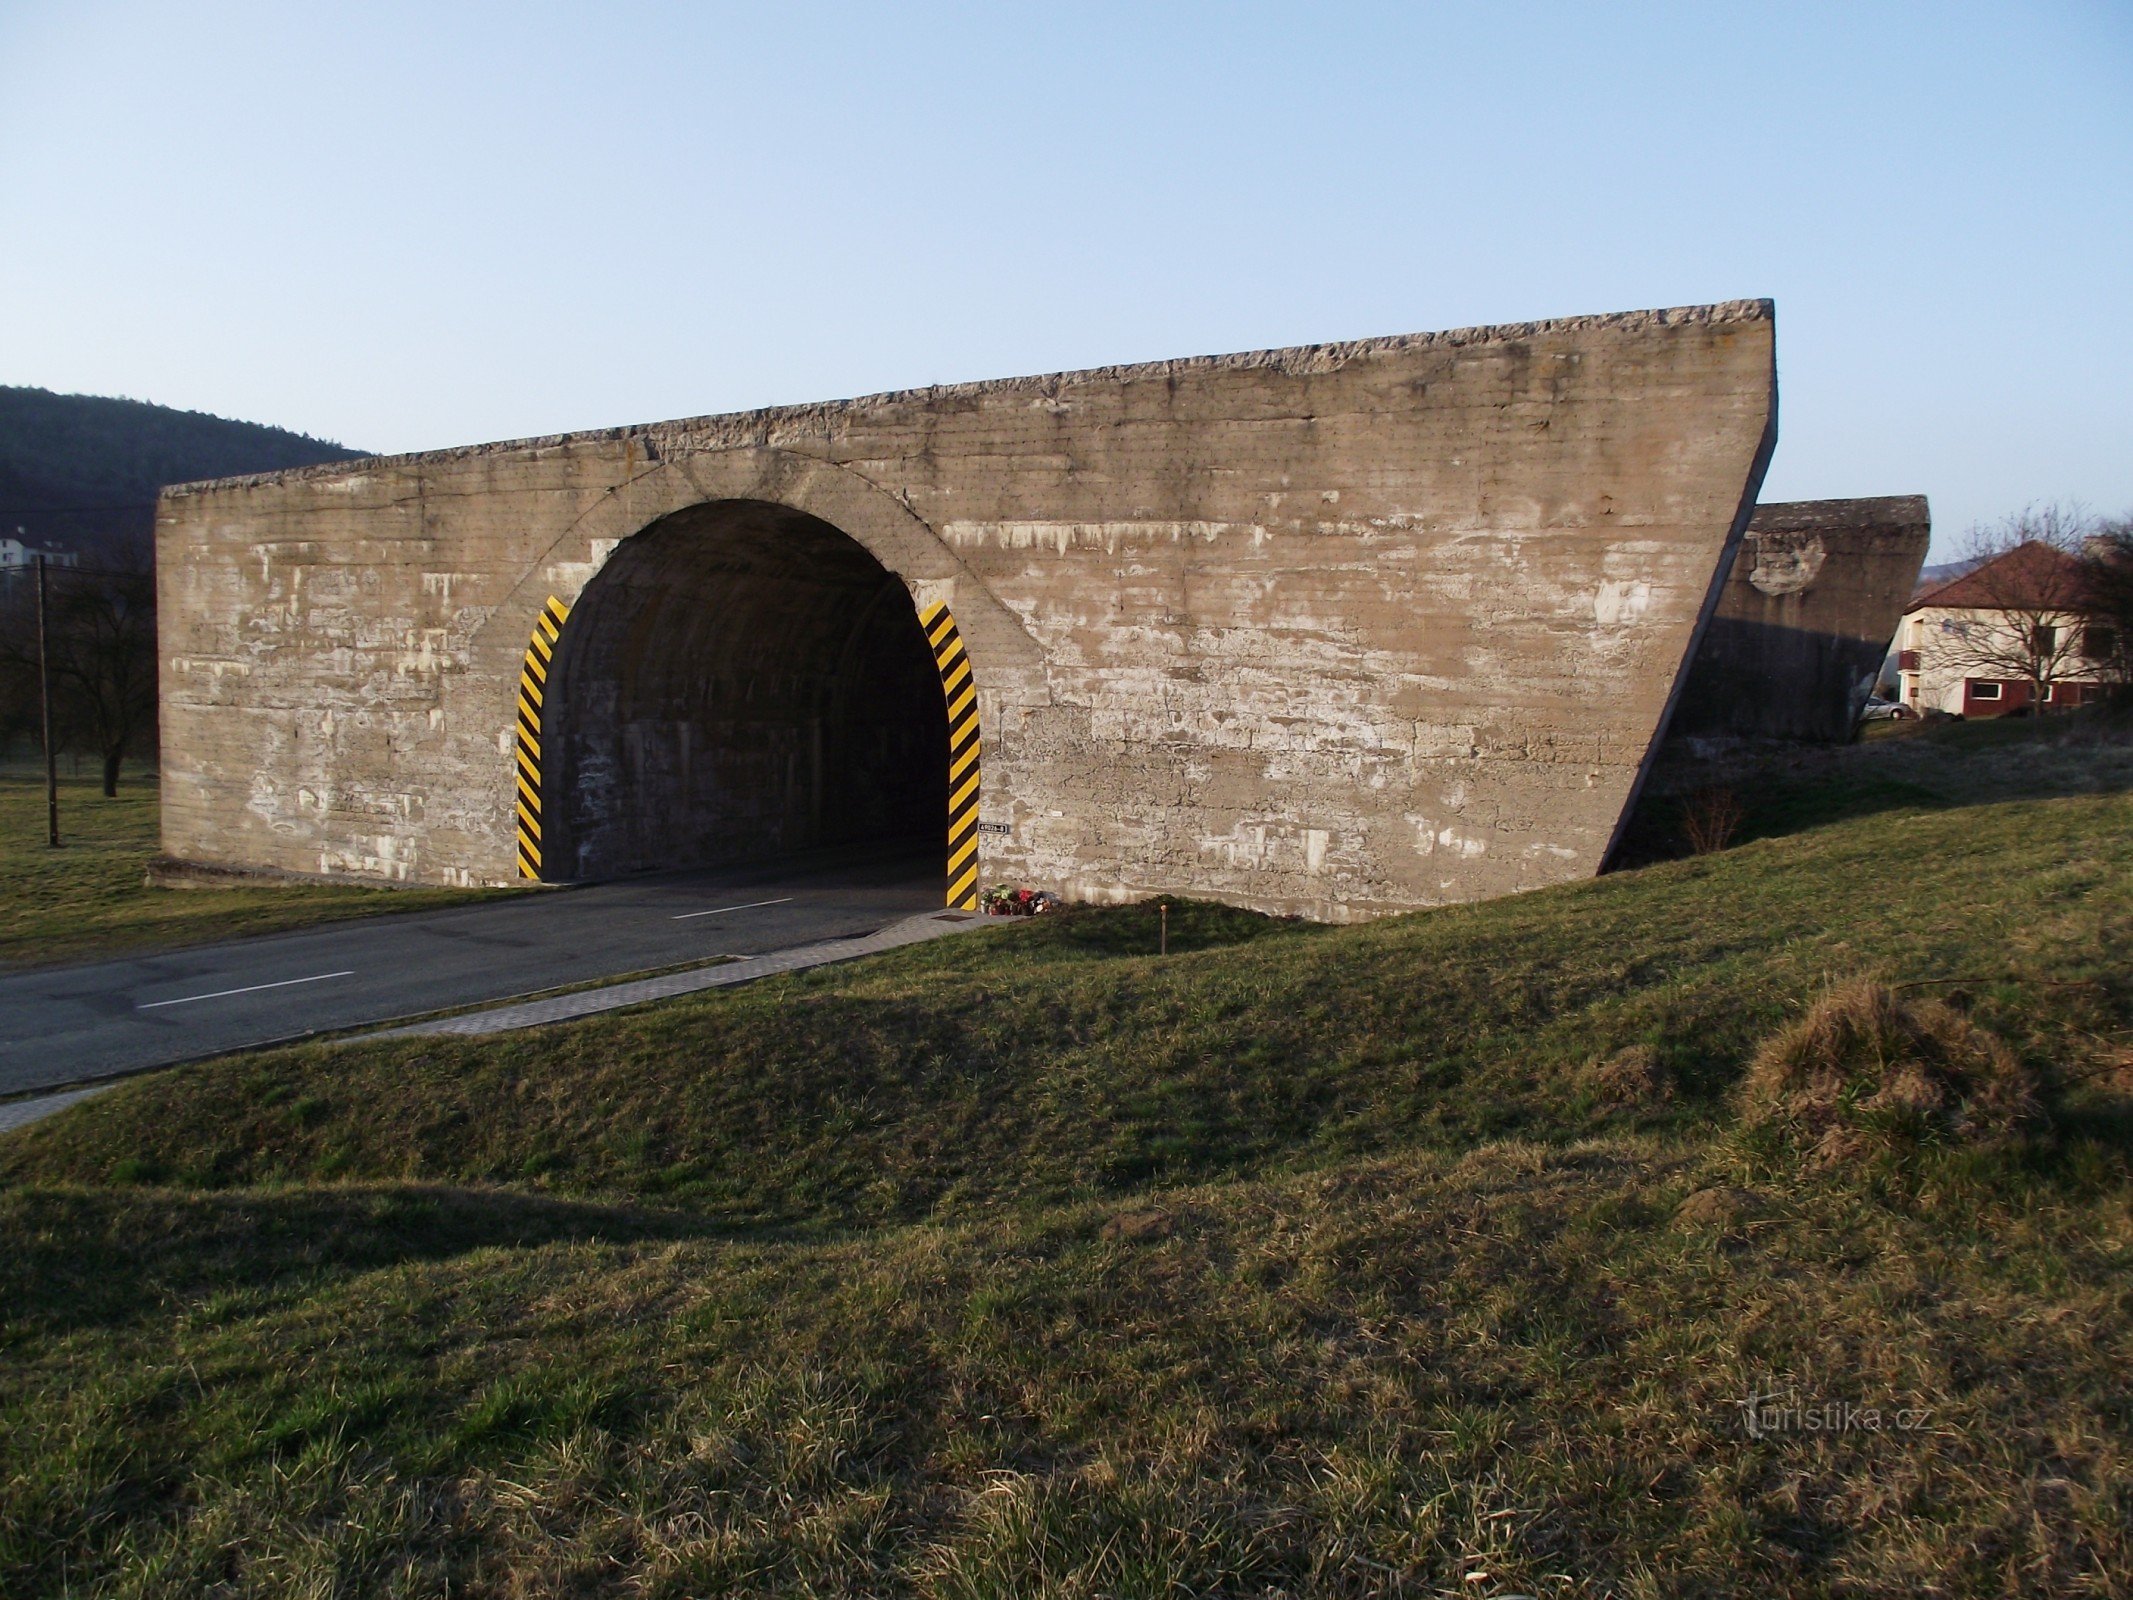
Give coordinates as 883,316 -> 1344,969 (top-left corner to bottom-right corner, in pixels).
0,387 -> 366,567
1914,557 -> 1981,593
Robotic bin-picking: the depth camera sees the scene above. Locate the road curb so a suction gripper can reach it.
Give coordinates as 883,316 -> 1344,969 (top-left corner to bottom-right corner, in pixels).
374,909 -> 1001,1039
0,911 -> 1007,1133
0,1083 -> 115,1134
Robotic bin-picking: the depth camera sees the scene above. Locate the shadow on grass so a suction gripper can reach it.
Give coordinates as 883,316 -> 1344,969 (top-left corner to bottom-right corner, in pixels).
0,1182 -> 714,1342
1614,776 -> 1951,867
1617,713 -> 2133,869
977,896 -> 1316,962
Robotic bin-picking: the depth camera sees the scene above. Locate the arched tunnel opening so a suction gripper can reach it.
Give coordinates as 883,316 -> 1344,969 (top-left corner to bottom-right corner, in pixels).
539,499 -> 949,882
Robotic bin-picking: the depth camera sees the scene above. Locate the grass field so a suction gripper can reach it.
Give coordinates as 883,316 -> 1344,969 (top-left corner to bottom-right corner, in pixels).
1,723 -> 2128,1595
0,777 -> 513,969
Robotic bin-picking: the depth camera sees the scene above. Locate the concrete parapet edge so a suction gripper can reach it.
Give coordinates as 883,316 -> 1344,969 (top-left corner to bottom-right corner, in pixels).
161,299 -> 1776,498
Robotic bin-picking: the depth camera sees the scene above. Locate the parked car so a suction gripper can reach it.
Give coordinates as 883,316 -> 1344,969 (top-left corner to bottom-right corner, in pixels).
1858,696 -> 1916,722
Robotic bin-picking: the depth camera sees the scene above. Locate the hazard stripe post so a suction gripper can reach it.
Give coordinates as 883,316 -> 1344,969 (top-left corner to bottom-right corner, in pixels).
921,600 -> 981,911
514,595 -> 570,880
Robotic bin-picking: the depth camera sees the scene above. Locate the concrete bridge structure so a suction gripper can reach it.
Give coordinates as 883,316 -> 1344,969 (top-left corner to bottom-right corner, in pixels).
155,300 -> 1778,920
1671,495 -> 1930,745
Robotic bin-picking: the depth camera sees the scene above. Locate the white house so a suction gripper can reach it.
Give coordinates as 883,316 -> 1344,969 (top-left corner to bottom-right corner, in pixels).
1897,541 -> 2112,716
0,536 -> 82,572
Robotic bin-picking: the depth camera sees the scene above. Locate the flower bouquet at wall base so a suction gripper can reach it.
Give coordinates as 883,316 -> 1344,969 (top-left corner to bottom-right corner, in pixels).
981,885 -> 1060,916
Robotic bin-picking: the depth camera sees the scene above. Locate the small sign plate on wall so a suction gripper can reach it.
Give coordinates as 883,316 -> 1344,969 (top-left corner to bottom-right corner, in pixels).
978,822 -> 1011,837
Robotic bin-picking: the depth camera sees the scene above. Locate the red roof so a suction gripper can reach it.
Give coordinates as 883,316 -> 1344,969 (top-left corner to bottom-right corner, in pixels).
1905,540 -> 2089,613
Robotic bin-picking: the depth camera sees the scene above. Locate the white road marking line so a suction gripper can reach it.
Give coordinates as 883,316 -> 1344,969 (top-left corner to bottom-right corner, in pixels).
137,970 -> 356,1010
671,896 -> 795,921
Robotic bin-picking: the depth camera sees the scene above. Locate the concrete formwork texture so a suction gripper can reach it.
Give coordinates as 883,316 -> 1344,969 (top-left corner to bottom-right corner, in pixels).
156,300 -> 1779,921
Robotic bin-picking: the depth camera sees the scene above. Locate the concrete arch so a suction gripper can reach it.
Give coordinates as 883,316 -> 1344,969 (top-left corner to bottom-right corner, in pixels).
536,494 -> 955,881
471,444 -> 1046,888
489,444 -> 1043,685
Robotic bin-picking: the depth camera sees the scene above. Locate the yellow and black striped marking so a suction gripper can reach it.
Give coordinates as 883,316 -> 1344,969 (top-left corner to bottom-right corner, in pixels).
514,595 -> 570,880
922,600 -> 981,911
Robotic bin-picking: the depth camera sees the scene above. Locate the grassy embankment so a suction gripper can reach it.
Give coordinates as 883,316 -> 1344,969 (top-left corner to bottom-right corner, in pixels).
2,721 -> 2129,1595
0,776 -> 512,970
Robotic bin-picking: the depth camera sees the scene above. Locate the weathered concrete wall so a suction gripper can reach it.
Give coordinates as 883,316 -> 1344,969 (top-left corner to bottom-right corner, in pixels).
156,300 -> 1777,920
1669,496 -> 1930,743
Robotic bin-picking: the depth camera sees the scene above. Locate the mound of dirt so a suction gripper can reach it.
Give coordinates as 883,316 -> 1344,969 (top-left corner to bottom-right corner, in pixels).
1673,1185 -> 1765,1231
1737,981 -> 2041,1168
1101,1209 -> 1175,1244
1584,1043 -> 1673,1108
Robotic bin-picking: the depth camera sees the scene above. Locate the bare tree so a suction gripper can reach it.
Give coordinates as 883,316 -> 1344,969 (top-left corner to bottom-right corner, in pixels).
0,563 -> 158,794
2078,514 -> 2133,703
1933,504 -> 2098,714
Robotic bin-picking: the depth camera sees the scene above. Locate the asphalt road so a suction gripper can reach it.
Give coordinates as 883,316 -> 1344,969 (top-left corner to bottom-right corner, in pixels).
0,845 -> 943,1098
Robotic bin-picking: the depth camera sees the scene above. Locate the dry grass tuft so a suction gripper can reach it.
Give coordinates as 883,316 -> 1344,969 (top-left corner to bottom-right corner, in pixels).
1584,1043 -> 1673,1108
1100,1209 -> 1175,1244
1673,1184 -> 1765,1230
1738,981 -> 2043,1168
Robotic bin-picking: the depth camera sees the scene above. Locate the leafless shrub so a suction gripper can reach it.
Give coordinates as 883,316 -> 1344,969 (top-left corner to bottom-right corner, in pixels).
1680,786 -> 1745,855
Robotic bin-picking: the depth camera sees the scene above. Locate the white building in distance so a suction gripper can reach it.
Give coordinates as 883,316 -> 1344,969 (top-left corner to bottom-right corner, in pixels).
1897,541 -> 2113,715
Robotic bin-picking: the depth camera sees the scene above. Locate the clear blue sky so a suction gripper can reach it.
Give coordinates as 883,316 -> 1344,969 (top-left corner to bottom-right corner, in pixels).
3,1 -> 2128,555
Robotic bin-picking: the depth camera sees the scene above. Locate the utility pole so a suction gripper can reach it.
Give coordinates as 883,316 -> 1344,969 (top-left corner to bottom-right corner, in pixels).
37,554 -> 59,847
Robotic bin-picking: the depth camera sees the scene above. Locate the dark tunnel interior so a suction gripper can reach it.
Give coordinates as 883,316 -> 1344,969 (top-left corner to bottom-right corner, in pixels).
540,499 -> 948,881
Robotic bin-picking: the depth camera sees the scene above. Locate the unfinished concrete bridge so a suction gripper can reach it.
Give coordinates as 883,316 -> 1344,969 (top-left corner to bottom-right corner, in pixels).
156,300 -> 1782,921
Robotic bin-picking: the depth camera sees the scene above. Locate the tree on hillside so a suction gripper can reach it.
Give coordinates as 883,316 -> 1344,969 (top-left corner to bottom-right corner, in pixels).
0,386 -> 364,566
0,563 -> 158,794
1931,504 -> 2098,714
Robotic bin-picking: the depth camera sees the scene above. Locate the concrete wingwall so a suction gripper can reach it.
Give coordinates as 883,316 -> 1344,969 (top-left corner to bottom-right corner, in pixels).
1669,496 -> 1931,744
156,300 -> 1777,920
